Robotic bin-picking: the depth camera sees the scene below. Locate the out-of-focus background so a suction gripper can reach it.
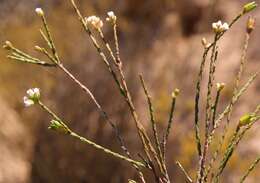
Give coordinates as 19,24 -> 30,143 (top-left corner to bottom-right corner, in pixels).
0,0 -> 259,182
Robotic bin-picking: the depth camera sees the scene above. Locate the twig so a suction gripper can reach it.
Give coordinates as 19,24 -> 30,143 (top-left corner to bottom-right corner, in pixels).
176,161 -> 193,183
239,156 -> 260,183
206,71 -> 258,153
38,101 -> 146,167
139,74 -> 163,165
205,26 -> 252,181
197,34 -> 218,183
162,89 -> 179,161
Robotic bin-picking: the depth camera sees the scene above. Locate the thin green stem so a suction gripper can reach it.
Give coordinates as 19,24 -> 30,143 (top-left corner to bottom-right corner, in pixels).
38,101 -> 146,168
205,30 -> 251,182
162,90 -> 178,162
207,71 -> 258,153
197,34 -> 218,183
40,14 -> 60,63
139,75 -> 164,169
70,131 -> 145,167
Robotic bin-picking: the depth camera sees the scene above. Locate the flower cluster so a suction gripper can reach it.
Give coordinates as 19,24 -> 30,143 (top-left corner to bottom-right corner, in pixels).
23,88 -> 40,107
212,20 -> 229,33
106,11 -> 117,24
85,15 -> 103,29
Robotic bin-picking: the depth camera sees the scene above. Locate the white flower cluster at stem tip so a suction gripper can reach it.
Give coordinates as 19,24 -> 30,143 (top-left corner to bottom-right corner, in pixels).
85,15 -> 103,29
212,20 -> 229,33
23,88 -> 40,107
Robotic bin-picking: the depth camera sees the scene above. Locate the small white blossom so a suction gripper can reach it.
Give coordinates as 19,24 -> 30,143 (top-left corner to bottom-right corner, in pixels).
23,88 -> 40,107
23,96 -> 35,107
106,11 -> 117,23
35,8 -> 44,16
85,15 -> 103,29
212,20 -> 229,33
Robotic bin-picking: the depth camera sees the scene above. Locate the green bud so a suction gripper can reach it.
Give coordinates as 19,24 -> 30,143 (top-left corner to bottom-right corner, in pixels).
238,113 -> 255,127
48,119 -> 70,134
243,2 -> 257,14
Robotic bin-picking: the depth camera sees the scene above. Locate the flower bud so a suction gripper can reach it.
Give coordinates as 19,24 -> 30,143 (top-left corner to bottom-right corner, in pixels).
238,113 -> 255,127
216,82 -> 225,91
243,2 -> 257,14
48,119 -> 70,134
172,88 -> 180,98
35,8 -> 44,17
106,11 -> 117,24
34,45 -> 43,52
3,41 -> 13,50
201,38 -> 207,47
246,17 -> 256,34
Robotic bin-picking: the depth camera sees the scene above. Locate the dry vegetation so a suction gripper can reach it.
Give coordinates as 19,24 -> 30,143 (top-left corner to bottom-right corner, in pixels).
0,0 -> 260,183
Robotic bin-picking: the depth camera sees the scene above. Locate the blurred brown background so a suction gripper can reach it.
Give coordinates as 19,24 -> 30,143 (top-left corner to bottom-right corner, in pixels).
0,0 -> 259,182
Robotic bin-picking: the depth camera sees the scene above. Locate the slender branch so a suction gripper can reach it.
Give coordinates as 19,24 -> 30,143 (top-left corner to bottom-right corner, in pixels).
162,89 -> 179,161
176,161 -> 193,183
194,47 -> 208,157
139,74 -> 163,164
197,34 -> 218,183
213,109 -> 260,182
113,22 -> 121,64
193,7 -> 246,161
239,156 -> 260,183
35,6 -> 136,170
68,0 -> 161,177
37,101 -> 146,168
39,13 -> 60,63
6,55 -> 55,67
207,71 -> 259,154
205,27 -> 252,181
57,63 -> 132,156
211,84 -> 224,128
70,1 -> 167,177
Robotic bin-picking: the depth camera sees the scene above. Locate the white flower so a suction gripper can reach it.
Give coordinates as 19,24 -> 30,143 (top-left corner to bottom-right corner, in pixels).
106,11 -> 117,23
35,8 -> 44,16
222,23 -> 229,31
23,88 -> 40,107
85,15 -> 103,29
23,96 -> 35,107
212,20 -> 229,33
